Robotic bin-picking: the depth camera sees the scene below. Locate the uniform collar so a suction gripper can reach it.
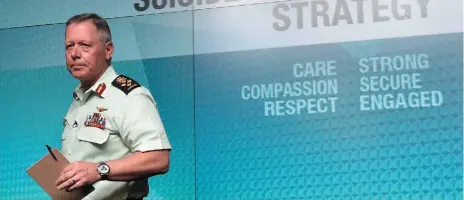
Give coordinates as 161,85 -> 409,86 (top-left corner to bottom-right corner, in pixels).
73,65 -> 118,101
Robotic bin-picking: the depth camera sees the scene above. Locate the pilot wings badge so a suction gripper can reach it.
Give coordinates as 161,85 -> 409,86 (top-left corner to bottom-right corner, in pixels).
96,106 -> 108,112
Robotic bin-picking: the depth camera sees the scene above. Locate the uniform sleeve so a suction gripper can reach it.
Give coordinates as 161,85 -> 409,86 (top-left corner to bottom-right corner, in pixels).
119,89 -> 171,152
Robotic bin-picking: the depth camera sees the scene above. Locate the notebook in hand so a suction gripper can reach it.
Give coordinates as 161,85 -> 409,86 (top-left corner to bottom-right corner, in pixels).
26,147 -> 94,200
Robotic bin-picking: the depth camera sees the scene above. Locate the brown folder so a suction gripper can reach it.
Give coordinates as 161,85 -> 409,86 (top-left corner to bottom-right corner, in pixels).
26,147 -> 94,200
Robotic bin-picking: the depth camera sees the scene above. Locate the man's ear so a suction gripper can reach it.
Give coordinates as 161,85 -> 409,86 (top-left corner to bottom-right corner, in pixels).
105,41 -> 114,61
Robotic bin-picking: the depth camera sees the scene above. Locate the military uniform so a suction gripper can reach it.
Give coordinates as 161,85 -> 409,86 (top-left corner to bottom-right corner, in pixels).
61,66 -> 171,200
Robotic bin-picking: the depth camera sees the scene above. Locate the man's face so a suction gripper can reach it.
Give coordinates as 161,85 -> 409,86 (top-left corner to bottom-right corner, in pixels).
65,21 -> 112,82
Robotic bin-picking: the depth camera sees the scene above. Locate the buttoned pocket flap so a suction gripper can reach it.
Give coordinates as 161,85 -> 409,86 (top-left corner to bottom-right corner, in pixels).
61,133 -> 68,140
78,128 -> 110,144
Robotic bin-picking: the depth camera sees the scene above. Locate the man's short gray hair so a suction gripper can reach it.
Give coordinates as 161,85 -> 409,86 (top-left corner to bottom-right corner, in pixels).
66,13 -> 112,43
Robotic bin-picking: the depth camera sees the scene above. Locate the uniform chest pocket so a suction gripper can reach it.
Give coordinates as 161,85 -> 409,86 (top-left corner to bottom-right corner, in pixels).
78,128 -> 110,144
61,119 -> 72,141
61,131 -> 68,140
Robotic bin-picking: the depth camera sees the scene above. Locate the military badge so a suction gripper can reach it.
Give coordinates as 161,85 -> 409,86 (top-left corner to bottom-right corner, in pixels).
84,113 -> 106,129
112,75 -> 140,95
95,83 -> 106,96
96,106 -> 108,112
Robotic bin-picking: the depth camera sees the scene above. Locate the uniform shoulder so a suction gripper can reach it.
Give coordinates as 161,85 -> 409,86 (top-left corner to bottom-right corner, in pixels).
111,75 -> 144,95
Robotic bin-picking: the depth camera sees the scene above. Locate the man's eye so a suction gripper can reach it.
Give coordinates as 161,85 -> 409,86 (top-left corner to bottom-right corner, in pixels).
66,44 -> 74,49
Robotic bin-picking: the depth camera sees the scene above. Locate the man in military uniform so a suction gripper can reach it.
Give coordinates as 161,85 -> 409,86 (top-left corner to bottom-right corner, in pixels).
55,13 -> 171,200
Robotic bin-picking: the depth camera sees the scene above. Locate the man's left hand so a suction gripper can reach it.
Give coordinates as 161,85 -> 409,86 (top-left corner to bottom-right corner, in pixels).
56,161 -> 101,191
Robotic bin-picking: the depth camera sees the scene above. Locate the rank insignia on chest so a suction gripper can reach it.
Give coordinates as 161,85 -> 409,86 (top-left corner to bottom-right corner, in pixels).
84,113 -> 106,129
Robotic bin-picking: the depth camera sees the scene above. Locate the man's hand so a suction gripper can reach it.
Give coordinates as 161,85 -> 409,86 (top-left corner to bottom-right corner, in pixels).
56,161 -> 101,191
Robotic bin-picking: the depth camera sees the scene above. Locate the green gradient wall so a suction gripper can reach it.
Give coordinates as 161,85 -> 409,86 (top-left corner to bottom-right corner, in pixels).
0,0 -> 463,199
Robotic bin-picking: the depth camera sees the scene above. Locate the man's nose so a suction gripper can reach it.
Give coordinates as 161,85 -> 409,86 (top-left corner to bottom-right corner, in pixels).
70,47 -> 81,59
